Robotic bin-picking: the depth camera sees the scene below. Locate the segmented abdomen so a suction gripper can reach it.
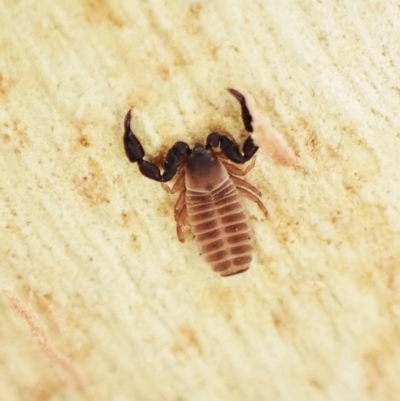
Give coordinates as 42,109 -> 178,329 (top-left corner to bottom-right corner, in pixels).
186,178 -> 253,276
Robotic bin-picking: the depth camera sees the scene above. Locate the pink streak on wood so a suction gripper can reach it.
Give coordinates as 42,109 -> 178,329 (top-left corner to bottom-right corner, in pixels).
3,289 -> 84,389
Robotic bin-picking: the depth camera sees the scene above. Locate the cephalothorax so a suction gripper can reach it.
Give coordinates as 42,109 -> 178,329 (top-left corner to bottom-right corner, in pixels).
123,89 -> 268,276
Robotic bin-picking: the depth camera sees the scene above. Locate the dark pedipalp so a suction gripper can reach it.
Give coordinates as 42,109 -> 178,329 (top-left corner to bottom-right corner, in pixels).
123,109 -> 190,182
206,88 -> 258,163
206,133 -> 258,164
124,110 -> 145,162
124,88 -> 258,179
227,88 -> 253,132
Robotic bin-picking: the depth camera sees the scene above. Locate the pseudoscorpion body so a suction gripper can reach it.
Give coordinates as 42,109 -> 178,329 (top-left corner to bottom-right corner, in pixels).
123,89 -> 268,276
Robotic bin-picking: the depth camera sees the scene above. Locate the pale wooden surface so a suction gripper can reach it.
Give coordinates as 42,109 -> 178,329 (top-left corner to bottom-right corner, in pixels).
1,1 -> 400,400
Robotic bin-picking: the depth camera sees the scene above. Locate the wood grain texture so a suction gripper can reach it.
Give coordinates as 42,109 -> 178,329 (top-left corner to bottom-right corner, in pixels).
1,1 -> 399,400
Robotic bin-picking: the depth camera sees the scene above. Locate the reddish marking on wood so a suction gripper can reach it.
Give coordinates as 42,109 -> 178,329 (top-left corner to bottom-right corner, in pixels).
244,92 -> 298,166
2,289 -> 84,389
